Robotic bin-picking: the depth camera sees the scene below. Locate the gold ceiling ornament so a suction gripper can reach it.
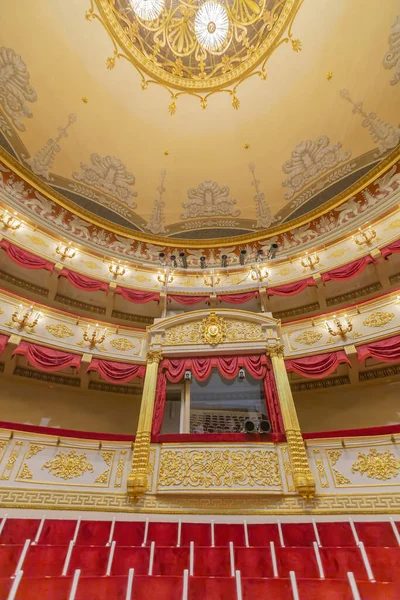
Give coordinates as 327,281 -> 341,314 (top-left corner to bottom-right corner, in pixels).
46,323 -> 75,339
88,0 -> 303,112
294,330 -> 323,345
42,450 -> 94,480
362,311 -> 394,328
326,71 -> 333,81
82,96 -> 89,103
352,448 -> 400,481
202,311 -> 226,346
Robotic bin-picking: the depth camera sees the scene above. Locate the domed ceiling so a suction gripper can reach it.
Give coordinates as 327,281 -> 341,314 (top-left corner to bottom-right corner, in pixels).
0,0 -> 399,241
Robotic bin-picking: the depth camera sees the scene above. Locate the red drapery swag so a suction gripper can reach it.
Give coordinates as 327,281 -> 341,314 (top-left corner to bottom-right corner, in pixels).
267,278 -> 316,297
217,291 -> 259,304
151,354 -> 284,435
87,359 -> 146,383
0,334 -> 8,356
0,239 -> 54,273
59,268 -> 109,294
357,335 -> 400,363
321,255 -> 376,283
13,341 -> 81,372
381,238 -> 400,259
167,294 -> 209,306
285,351 -> 350,379
115,286 -> 160,304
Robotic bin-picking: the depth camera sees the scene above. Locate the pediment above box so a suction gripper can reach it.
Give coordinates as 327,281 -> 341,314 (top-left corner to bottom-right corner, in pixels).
148,309 -> 281,354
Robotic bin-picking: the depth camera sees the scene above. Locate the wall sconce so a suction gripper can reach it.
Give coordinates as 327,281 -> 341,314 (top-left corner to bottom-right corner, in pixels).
0,210 -> 22,231
11,304 -> 41,331
109,261 -> 126,278
352,227 -> 376,246
250,265 -> 269,281
83,323 -> 107,349
157,268 -> 174,285
56,241 -> 76,260
325,314 -> 353,339
204,270 -> 220,287
301,251 -> 320,269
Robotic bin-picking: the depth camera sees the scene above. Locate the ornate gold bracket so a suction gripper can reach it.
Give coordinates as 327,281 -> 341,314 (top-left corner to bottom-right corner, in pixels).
127,349 -> 163,497
266,344 -> 316,499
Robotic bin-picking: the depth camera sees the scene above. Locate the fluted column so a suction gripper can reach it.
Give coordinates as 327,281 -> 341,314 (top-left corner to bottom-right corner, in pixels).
127,349 -> 163,497
266,344 -> 315,499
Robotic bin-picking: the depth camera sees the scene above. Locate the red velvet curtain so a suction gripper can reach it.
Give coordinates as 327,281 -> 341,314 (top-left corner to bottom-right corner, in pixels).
322,255 -> 376,282
152,354 -> 284,435
87,359 -> 146,383
167,294 -> 209,305
381,238 -> 400,259
0,334 -> 8,356
357,335 -> 400,363
285,351 -> 350,379
217,291 -> 259,304
13,341 -> 81,372
0,239 -> 54,272
115,286 -> 160,304
267,278 -> 316,296
59,268 -> 109,293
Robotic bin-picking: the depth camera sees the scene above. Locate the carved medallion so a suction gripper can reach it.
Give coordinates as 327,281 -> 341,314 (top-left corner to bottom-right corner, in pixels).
202,311 -> 226,346
109,337 -> 136,352
41,450 -> 94,480
46,324 -> 74,339
295,330 -> 323,345
362,311 -> 394,328
352,448 -> 400,481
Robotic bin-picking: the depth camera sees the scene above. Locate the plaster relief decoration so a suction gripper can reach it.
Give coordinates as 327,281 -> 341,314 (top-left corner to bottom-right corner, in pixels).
282,136 -> 351,200
45,324 -> 75,339
340,90 -> 400,156
352,448 -> 400,481
41,449 -> 94,480
362,311 -> 395,328
145,169 -> 168,235
0,47 -> 37,131
181,181 -> 240,219
25,113 -> 77,180
157,448 -> 282,491
294,330 -> 323,345
383,16 -> 400,86
249,163 -> 272,229
73,154 -> 137,206
202,311 -> 226,346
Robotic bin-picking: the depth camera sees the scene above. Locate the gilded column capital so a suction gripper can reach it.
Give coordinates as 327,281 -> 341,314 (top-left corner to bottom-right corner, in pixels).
146,349 -> 163,364
266,343 -> 285,359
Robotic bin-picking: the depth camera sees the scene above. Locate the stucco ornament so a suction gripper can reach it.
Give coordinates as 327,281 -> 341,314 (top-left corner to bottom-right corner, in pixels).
181,181 -> 240,219
282,136 -> 351,200
383,16 -> 400,86
0,47 -> 37,131
73,154 -> 137,206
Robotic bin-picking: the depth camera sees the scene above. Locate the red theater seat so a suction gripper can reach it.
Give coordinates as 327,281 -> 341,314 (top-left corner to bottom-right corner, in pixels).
147,521 -> 179,546
75,575 -> 128,600
131,575 -> 183,600
355,521 -> 398,547
366,547 -> 400,582
214,523 -> 246,547
276,547 -> 319,578
189,576 -> 237,600
13,576 -> 73,600
23,545 -> 68,577
281,522 -> 315,546
153,547 -> 190,576
113,521 -> 145,546
320,547 -> 367,579
297,578 -> 353,600
111,546 -> 150,575
241,577 -> 293,600
0,519 -> 39,545
247,523 -> 281,547
38,519 -> 77,545
234,546 -> 274,578
75,520 -> 111,546
0,544 -> 23,577
317,522 -> 356,547
357,581 -> 400,600
67,546 -> 109,576
181,523 -> 211,547
193,547 -> 231,577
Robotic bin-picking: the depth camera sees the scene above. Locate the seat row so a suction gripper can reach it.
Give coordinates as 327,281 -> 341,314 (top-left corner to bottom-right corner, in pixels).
1,542 -> 400,582
1,517 -> 399,548
1,572 -> 399,600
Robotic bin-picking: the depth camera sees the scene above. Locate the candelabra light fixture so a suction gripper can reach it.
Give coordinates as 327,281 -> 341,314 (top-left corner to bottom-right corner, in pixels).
301,252 -> 320,269
250,265 -> 269,282
56,241 -> 76,260
0,210 -> 22,231
157,268 -> 174,285
109,261 -> 126,278
204,270 -> 221,287
325,314 -> 353,339
352,226 -> 376,246
11,304 -> 41,330
83,323 -> 107,349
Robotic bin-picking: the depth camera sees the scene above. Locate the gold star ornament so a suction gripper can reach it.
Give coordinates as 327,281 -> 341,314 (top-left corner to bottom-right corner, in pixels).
326,72 -> 333,81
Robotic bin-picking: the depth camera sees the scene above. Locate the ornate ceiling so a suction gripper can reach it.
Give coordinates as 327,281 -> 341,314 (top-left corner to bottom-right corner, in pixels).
0,0 -> 399,242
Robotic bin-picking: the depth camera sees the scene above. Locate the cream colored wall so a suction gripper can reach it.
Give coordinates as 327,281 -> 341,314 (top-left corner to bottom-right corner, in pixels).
295,380 -> 400,433
0,376 -> 142,434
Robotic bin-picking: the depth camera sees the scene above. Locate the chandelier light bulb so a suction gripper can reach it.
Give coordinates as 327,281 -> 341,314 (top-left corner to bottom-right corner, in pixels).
131,0 -> 164,21
195,1 -> 229,52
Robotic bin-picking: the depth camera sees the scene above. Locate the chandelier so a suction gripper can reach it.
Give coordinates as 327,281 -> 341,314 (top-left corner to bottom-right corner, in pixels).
195,2 -> 230,52
88,0 -> 302,111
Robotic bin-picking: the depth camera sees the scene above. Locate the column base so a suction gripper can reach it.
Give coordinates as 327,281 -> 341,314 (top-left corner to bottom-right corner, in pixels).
127,473 -> 148,497
293,471 -> 316,499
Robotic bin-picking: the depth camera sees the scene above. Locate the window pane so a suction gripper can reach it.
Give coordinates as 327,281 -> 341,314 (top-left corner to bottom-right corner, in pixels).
160,388 -> 182,434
